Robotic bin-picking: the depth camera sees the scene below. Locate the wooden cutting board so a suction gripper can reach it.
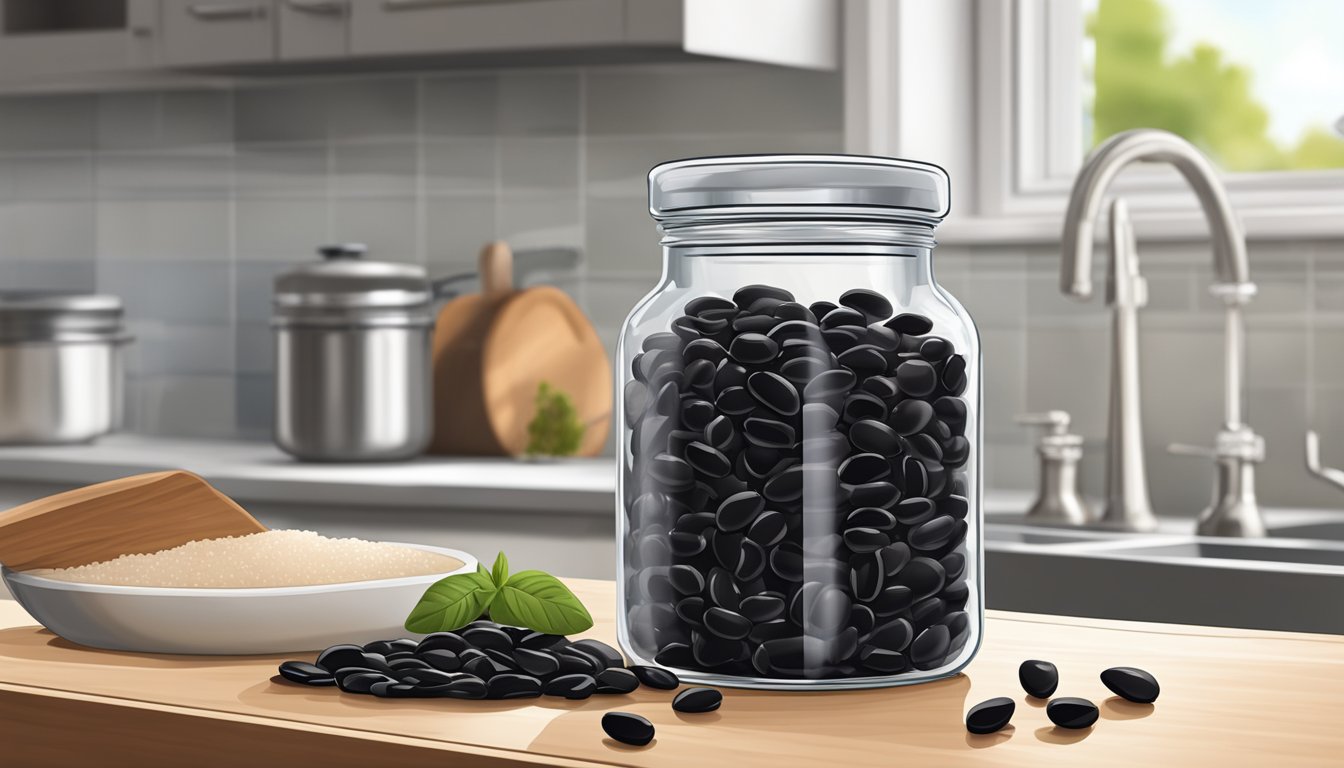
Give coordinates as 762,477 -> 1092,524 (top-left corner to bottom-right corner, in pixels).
1,581 -> 1341,767
430,242 -> 612,457
0,471 -> 267,571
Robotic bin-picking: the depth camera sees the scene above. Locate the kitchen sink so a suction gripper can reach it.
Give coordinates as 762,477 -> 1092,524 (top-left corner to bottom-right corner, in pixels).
1268,521 -> 1344,541
1115,540 -> 1344,567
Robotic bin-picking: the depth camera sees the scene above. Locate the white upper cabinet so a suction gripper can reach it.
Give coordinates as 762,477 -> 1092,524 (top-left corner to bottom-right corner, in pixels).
160,0 -> 275,67
277,0 -> 349,61
350,0 -> 626,57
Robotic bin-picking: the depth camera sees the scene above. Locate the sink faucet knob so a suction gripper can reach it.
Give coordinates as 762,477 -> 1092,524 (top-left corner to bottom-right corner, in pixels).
1168,426 -> 1266,537
1017,412 -> 1093,525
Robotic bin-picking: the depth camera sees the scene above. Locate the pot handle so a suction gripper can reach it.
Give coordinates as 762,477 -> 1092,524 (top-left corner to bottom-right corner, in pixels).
480,241 -> 514,297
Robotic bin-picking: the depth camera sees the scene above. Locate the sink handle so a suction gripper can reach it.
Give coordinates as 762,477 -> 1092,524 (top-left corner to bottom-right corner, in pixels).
1305,430 -> 1344,493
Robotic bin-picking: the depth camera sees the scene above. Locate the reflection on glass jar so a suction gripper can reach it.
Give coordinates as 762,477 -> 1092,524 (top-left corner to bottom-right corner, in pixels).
615,155 -> 981,690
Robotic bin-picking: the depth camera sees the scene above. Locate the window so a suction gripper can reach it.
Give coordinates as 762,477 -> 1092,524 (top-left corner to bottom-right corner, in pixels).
968,0 -> 1344,237
1084,0 -> 1344,173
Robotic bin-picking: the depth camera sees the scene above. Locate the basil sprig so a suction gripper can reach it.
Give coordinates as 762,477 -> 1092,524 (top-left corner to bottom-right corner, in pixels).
404,551 -> 593,636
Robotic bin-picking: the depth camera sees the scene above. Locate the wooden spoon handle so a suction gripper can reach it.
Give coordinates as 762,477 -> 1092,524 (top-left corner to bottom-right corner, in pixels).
479,241 -> 514,297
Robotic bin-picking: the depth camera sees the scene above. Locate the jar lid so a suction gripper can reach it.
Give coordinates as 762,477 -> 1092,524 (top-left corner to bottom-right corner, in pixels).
648,154 -> 951,224
273,244 -> 432,326
0,292 -> 125,343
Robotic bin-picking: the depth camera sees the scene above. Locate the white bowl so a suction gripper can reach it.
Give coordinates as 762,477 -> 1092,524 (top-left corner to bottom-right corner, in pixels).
1,543 -> 476,655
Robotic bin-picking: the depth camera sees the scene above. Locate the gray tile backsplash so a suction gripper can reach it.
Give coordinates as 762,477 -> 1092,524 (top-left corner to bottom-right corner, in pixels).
2,62 -> 1342,514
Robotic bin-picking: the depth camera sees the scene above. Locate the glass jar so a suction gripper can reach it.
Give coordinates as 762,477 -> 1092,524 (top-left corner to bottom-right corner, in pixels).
615,155 -> 981,690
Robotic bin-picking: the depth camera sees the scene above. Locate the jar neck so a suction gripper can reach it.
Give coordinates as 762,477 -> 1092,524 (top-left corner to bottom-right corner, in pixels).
660,220 -> 939,289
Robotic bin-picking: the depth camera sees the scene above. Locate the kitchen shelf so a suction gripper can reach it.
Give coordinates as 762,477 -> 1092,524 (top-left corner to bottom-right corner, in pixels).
0,435 -> 616,514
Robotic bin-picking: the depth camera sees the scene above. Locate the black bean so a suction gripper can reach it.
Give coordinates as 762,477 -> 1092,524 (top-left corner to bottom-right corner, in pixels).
371,681 -> 420,698
837,345 -> 887,376
544,673 -> 597,699
744,416 -> 796,449
772,301 -> 814,322
933,394 -> 967,424
889,399 -> 934,436
838,453 -> 890,484
942,354 -> 968,395
850,419 -> 902,456
315,644 -> 366,673
390,656 -> 432,672
910,625 -> 951,669
895,360 -> 939,397
894,557 -> 946,600
278,661 -> 335,686
762,464 -> 804,503
1100,666 -> 1160,703
878,542 -> 912,576
594,667 -> 640,694
1018,659 -> 1059,699
848,481 -> 900,508
899,455 -> 930,497
654,642 -> 694,668
692,632 -> 748,667
910,596 -> 947,630
869,618 -> 915,652
748,619 -> 793,644
713,359 -> 748,395
939,494 -> 969,519
860,647 -> 910,674
769,542 -> 804,581
940,552 -> 967,582
943,436 -> 971,467
846,507 -> 897,531
747,371 -> 800,416
908,433 -> 944,462
849,553 -> 885,602
728,332 -> 779,364
621,665 -> 676,691
966,697 -> 1015,735
707,567 -> 741,610
884,313 -> 934,335
733,313 -> 779,334
842,527 -> 890,554
507,648 -> 558,678
767,319 -> 823,344
336,670 -> 393,694
865,325 -> 902,352
909,515 -> 957,550
711,530 -> 744,571
672,687 -> 723,713
648,453 -> 695,490
806,584 -> 851,633
675,596 -> 706,626
463,655 -> 508,680
919,337 -> 952,360
715,385 -> 755,415
1047,697 -> 1100,729
746,510 -> 787,547
484,673 -> 542,699
839,289 -> 894,322
893,496 -> 936,526
602,711 -> 655,746
664,564 -> 703,597
685,296 -> 735,316
739,594 -> 786,623
703,607 -> 753,640
569,639 -> 625,670
419,649 -> 462,672
841,392 -> 887,423
803,368 -> 856,400
735,538 -> 767,581
820,306 -> 867,329
685,442 -> 732,478
942,580 -> 970,610
733,284 -> 794,309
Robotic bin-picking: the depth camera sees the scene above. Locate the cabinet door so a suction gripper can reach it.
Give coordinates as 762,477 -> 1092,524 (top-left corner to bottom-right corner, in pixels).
278,0 -> 348,60
0,0 -> 156,82
350,0 -> 625,57
161,0 -> 276,67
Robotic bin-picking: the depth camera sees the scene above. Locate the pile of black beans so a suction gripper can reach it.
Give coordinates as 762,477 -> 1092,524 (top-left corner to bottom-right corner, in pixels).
278,620 -> 672,701
622,284 -> 973,681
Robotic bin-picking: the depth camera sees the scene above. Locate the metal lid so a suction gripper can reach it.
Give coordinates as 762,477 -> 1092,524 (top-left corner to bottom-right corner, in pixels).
273,244 -> 433,327
0,292 -> 126,343
648,154 -> 951,224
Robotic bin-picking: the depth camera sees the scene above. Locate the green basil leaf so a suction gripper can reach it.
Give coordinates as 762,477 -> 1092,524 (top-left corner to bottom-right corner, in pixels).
490,551 -> 509,587
404,568 -> 498,634
489,570 -> 593,635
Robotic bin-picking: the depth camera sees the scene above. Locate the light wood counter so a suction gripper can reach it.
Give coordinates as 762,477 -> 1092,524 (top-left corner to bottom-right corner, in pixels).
1,578 -> 1341,767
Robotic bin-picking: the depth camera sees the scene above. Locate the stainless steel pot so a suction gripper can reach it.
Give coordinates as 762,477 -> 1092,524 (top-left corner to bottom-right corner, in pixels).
0,292 -> 129,444
272,244 -> 433,462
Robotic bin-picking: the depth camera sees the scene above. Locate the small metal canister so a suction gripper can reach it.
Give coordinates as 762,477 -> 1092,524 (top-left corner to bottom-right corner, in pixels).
0,292 -> 129,444
272,244 -> 433,461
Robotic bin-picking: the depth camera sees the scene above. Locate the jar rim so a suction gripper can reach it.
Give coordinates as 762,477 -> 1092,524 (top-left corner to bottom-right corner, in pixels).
648,154 -> 951,225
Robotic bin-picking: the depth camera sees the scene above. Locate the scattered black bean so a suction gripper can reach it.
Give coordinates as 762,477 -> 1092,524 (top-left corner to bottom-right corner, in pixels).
1019,659 -> 1059,699
595,667 -> 641,694
278,661 -> 335,686
602,712 -> 655,746
1047,697 -> 1100,729
544,673 -> 597,699
672,687 -> 723,713
630,665 -> 680,690
1100,666 -> 1160,704
966,697 -> 1015,735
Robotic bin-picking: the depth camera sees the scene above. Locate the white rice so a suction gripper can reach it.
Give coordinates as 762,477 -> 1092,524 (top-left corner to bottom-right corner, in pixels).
29,530 -> 462,588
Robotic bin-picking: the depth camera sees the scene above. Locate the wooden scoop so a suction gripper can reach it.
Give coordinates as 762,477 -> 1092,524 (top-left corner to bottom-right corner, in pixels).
0,471 -> 267,572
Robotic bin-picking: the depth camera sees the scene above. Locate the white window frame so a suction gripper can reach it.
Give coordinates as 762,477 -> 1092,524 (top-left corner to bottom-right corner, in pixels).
846,0 -> 1344,242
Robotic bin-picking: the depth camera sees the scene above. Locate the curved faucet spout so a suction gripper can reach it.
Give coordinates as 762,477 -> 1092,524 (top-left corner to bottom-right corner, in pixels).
1060,129 -> 1250,299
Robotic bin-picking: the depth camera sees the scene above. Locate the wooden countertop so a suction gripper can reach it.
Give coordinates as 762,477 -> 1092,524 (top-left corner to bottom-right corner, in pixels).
1,579 -> 1341,768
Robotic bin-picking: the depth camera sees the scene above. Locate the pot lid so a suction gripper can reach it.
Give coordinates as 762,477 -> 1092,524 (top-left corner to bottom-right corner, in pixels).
0,291 -> 125,342
274,244 -> 432,312
648,154 -> 951,224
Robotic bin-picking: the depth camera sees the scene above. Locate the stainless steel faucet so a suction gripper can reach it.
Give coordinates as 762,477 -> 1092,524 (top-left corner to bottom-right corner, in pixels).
1060,128 -> 1265,537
